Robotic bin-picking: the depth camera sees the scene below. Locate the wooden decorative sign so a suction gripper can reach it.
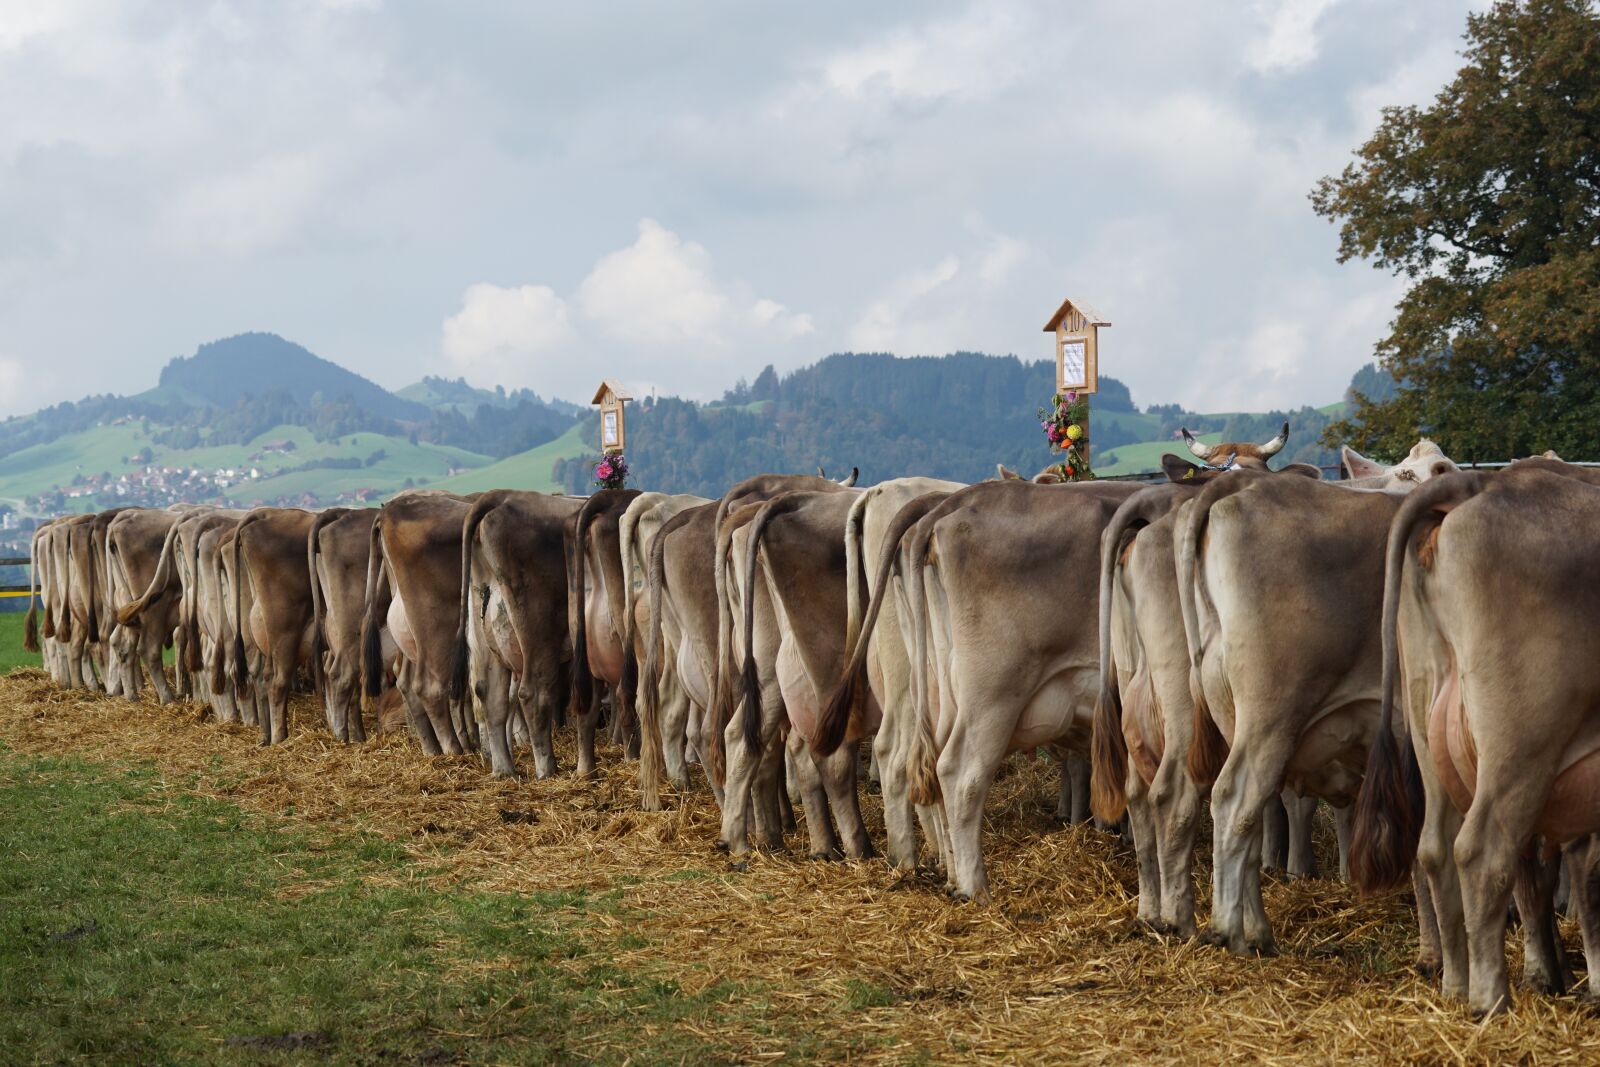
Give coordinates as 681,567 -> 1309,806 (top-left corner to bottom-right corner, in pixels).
590,379 -> 634,454
1043,297 -> 1109,395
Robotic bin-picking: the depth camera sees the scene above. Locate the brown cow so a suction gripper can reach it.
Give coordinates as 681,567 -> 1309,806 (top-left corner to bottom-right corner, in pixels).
452,490 -> 584,777
309,507 -> 387,742
1354,461 -> 1600,1015
104,507 -> 181,704
569,488 -> 642,748
364,491 -> 478,756
638,501 -> 724,810
230,508 -> 317,745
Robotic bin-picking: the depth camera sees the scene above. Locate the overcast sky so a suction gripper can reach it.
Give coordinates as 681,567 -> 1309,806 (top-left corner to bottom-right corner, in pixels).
0,0 -> 1485,418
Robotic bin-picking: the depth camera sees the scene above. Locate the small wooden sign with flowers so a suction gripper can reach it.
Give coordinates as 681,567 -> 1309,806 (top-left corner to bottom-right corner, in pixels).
591,379 -> 634,490
1041,296 -> 1109,481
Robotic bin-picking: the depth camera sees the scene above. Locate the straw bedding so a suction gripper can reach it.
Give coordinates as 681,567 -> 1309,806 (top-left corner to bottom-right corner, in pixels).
3,667 -> 1599,1064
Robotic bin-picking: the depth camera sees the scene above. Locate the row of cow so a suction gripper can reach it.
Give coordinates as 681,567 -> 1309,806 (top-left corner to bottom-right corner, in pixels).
19,427 -> 1600,1016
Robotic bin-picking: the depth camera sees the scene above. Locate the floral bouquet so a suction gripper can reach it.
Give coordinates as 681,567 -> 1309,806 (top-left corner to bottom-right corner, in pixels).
594,452 -> 629,490
1038,390 -> 1094,481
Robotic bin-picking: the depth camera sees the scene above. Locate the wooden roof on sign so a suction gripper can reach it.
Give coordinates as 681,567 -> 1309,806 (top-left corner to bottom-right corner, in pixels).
1043,297 -> 1111,332
591,380 -> 635,405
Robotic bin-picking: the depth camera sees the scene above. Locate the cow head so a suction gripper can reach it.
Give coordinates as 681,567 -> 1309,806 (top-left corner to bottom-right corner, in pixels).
1340,438 -> 1458,487
1180,421 -> 1289,469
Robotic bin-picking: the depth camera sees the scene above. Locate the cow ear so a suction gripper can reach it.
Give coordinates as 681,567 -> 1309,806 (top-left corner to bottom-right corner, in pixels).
1162,454 -> 1202,482
997,464 -> 1021,481
1341,446 -> 1387,480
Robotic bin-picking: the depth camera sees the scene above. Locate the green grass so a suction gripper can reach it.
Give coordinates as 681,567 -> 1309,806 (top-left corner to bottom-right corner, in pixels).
0,748 -> 860,1065
0,612 -> 41,673
432,423 -> 594,495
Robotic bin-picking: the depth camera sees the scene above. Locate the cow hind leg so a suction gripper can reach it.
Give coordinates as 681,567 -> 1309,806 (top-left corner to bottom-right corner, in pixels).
1126,775 -> 1164,928
874,720 -> 919,869
934,716 -> 1011,904
402,687 -> 444,756
1260,793 -> 1288,874
1565,836 -> 1600,999
1455,775 -> 1545,1016
660,686 -> 693,792
479,659 -> 518,778
1333,802 -> 1353,883
1284,789 -> 1320,880
1205,727 -> 1292,957
816,742 -> 873,860
788,734 -> 840,860
263,663 -> 291,746
575,688 -> 603,779
1513,844 -> 1570,995
1149,756 -> 1204,938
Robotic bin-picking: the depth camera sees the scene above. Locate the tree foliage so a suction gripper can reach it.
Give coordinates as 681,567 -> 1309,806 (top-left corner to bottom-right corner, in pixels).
1314,0 -> 1600,462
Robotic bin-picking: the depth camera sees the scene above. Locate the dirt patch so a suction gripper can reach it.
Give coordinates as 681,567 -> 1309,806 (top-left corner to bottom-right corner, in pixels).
4,667 -> 1600,1064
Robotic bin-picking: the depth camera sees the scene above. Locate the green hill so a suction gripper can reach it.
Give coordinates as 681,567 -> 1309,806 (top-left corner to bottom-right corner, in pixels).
432,423 -> 592,494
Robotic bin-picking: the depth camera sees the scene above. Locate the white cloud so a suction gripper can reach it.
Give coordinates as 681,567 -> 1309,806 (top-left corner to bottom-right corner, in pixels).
821,3 -> 1036,102
1247,0 -> 1343,74
441,283 -> 573,385
577,219 -> 730,343
849,230 -> 1031,355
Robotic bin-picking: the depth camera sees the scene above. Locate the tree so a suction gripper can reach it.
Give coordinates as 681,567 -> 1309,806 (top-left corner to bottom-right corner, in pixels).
1313,0 -> 1600,462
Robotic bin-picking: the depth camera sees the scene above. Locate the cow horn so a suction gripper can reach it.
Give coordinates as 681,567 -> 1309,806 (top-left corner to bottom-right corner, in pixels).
1181,429 -> 1214,461
817,466 -> 827,478
837,467 -> 859,487
1260,421 -> 1290,458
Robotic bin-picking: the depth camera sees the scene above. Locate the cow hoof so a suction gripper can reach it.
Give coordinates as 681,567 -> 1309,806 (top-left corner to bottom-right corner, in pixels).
1229,936 -> 1278,959
1414,957 -> 1443,981
809,848 -> 843,862
729,859 -> 749,873
1199,927 -> 1229,948
713,839 -> 731,853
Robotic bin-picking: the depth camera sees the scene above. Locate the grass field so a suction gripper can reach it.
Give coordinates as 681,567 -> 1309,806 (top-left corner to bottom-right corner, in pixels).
0,612 -> 40,673
432,423 -> 593,495
4,669 -> 1600,1064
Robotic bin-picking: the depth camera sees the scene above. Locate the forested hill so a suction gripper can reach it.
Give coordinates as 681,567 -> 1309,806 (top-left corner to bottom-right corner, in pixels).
547,353 -> 1350,496
156,333 -> 428,421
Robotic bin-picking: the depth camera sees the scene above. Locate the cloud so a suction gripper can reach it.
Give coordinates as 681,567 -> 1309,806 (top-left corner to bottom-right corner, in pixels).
820,3 -> 1036,102
158,153 -> 328,256
441,283 -> 574,385
576,219 -> 730,343
848,229 -> 1031,354
1246,0 -> 1343,74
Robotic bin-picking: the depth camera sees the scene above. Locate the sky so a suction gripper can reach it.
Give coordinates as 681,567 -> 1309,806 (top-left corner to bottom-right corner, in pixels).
0,0 -> 1487,418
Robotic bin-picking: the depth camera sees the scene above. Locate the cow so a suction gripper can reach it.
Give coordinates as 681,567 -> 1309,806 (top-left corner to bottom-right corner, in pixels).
1091,452 -> 1327,935
364,491 -> 479,757
856,478 -> 1145,900
103,507 -> 182,704
569,488 -> 643,750
309,507 -> 388,742
24,519 -> 69,686
229,508 -> 318,745
1353,460 -> 1600,1015
198,516 -> 256,724
721,488 -> 876,859
1176,439 -> 1457,957
616,492 -> 709,736
451,490 -> 584,777
638,501 -> 724,810
811,476 -> 963,868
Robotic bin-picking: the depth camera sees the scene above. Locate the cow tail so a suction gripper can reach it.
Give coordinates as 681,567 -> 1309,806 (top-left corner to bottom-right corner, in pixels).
638,521 -> 671,810
1351,471 -> 1483,893
1181,476 -> 1255,786
183,530 -> 204,674
230,518 -> 251,690
568,495 -> 601,721
85,523 -> 101,641
740,496 -> 796,755
23,525 -> 43,653
906,523 -> 942,807
307,510 -> 342,701
452,496 -> 497,704
710,498 -> 737,778
362,514 -> 388,700
1092,495 -> 1152,823
814,493 -> 944,757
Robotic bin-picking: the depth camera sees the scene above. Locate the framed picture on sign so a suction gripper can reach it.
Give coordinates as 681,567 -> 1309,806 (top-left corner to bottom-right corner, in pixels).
1058,337 -> 1089,391
602,409 -> 620,448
